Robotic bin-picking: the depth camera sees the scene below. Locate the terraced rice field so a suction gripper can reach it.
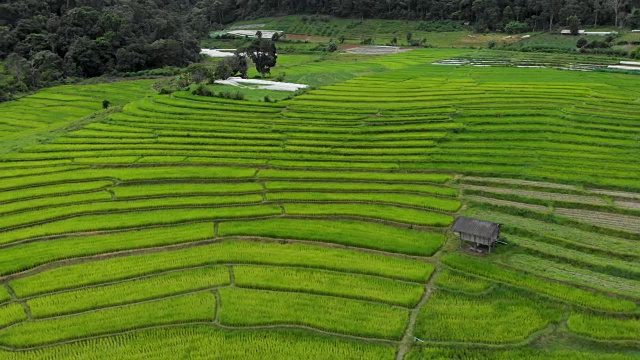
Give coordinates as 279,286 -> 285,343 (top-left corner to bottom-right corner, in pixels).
0,81 -> 156,142
0,49 -> 638,359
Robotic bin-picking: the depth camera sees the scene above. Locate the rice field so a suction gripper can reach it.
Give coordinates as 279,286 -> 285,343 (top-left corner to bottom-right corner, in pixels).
0,48 -> 638,359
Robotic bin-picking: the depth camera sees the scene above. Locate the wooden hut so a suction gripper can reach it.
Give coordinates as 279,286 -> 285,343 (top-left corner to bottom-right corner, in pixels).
452,216 -> 500,253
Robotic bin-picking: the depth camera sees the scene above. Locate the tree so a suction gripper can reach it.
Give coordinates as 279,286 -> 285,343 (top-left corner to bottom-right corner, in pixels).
567,15 -> 581,35
214,53 -> 248,79
5,53 -> 32,86
0,26 -> 18,58
115,45 -> 149,73
30,50 -> 64,86
406,32 -> 412,42
504,21 -> 529,33
543,0 -> 563,32
185,63 -> 214,83
608,0 -> 628,27
65,37 -> 110,77
214,60 -> 233,80
245,38 -> 277,77
503,6 -> 516,23
592,0 -> 605,26
627,7 -> 640,28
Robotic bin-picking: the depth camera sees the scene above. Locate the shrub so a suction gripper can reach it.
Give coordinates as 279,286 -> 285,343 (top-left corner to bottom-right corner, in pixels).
192,83 -> 213,97
488,40 -> 497,49
327,41 -> 338,52
210,90 -> 244,100
214,62 -> 233,80
275,72 -> 286,82
346,21 -> 361,29
416,20 -> 462,32
582,47 -> 628,56
604,33 -> 619,43
504,21 -> 529,34
576,38 -> 588,48
584,40 -> 611,49
361,37 -> 373,45
263,95 -> 272,102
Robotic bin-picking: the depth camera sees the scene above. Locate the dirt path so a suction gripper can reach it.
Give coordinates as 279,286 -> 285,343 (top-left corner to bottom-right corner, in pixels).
395,266 -> 439,360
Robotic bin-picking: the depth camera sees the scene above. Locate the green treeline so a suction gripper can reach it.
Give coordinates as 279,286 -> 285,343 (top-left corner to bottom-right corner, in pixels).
0,0 -> 204,99
2,0 -> 640,100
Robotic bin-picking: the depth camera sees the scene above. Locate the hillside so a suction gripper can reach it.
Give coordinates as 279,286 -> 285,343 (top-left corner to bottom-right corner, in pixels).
0,45 -> 638,359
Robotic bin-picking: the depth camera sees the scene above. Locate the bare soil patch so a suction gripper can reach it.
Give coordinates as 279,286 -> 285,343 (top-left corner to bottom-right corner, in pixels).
337,44 -> 361,51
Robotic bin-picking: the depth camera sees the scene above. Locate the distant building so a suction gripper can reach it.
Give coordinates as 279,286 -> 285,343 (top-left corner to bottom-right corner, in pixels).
452,216 -> 500,253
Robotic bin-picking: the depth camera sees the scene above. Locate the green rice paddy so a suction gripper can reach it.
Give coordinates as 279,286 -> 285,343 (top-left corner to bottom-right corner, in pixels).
0,47 -> 638,359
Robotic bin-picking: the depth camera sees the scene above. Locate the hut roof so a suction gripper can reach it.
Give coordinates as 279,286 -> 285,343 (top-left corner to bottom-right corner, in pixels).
452,217 -> 500,238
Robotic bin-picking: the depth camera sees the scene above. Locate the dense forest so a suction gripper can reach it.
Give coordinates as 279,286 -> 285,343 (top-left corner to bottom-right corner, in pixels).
0,0 -> 207,98
2,0 -> 640,100
228,0 -> 640,31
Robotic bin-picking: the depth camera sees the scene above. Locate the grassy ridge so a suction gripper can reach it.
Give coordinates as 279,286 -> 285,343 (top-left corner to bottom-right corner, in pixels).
0,289 -> 11,304
257,169 -> 451,183
0,181 -> 125,203
0,327 -> 396,359
10,241 -> 434,297
0,205 -> 282,245
266,191 -> 461,212
407,347 -> 634,360
504,254 -> 640,299
27,266 -> 229,318
414,289 -> 562,343
434,270 -> 493,294
113,183 -> 263,198
567,313 -> 640,341
218,218 -> 445,255
0,223 -> 213,276
0,166 -> 256,191
0,292 -> 215,347
234,265 -> 424,307
219,287 -> 408,339
0,304 -> 26,329
0,194 -> 265,230
442,254 -> 636,313
264,181 -> 457,197
283,203 -> 454,227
